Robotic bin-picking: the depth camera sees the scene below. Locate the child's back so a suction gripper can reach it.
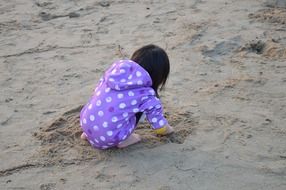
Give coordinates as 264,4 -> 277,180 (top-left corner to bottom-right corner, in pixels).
80,45 -> 173,149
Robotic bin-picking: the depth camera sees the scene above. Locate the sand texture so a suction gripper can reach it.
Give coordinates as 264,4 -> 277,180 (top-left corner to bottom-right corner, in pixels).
1,0 -> 286,189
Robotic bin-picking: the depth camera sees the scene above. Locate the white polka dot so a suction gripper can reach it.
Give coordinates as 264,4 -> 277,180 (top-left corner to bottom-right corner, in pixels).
94,138 -> 99,143
109,78 -> 115,82
129,128 -> 132,133
120,69 -> 126,73
155,104 -> 161,109
127,81 -> 133,85
149,106 -> 154,110
149,89 -> 155,95
122,135 -> 127,140
120,78 -> 126,83
83,118 -> 87,124
117,124 -> 123,128
93,125 -> 99,131
88,104 -> 93,110
128,91 -> 134,96
105,88 -> 111,93
136,71 -> 142,77
108,142 -> 114,145
131,100 -> 137,105
96,100 -> 101,106
115,85 -> 120,90
152,118 -> 158,123
111,69 -> 117,74
98,111 -> 104,117
89,140 -> 95,145
106,97 -> 112,103
112,116 -> 118,122
119,103 -> 126,109
117,93 -> 124,99
159,120 -> 165,126
123,112 -> 128,118
102,122 -> 108,128
141,96 -> 148,101
80,120 -> 83,126
137,80 -> 143,85
128,75 -> 132,80
100,136 -> 106,141
107,131 -> 113,136
102,145 -> 109,149
96,91 -> 101,96
133,108 -> 139,113
89,115 -> 95,121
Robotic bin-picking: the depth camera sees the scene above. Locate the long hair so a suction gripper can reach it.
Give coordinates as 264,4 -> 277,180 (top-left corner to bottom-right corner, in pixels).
131,44 -> 170,95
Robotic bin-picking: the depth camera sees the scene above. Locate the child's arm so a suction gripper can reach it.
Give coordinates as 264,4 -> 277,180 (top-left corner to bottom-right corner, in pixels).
140,93 -> 173,135
154,125 -> 174,135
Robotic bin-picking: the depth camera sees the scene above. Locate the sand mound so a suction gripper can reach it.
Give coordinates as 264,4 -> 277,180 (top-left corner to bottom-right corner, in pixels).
238,39 -> 286,59
33,106 -> 100,166
249,7 -> 286,24
33,105 -> 196,165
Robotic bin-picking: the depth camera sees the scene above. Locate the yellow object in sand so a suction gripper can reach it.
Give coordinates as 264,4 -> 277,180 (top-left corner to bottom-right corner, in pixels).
155,126 -> 167,135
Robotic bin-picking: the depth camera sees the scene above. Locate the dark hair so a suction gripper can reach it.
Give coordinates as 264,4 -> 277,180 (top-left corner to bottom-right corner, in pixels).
131,44 -> 170,95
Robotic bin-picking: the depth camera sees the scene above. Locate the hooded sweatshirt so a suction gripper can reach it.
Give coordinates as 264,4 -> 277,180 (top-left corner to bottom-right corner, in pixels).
80,59 -> 168,149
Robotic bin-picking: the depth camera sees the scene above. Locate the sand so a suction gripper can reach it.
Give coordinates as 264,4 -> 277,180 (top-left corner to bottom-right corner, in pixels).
1,0 -> 286,189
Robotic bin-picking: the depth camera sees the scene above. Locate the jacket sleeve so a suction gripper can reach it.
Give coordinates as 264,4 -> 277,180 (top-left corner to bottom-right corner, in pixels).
140,96 -> 169,130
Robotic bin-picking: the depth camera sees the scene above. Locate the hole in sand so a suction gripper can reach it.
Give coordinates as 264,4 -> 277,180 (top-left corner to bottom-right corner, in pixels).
33,105 -> 196,165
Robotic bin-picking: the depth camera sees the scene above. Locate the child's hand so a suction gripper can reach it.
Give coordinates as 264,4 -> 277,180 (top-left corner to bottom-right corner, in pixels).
155,125 -> 174,135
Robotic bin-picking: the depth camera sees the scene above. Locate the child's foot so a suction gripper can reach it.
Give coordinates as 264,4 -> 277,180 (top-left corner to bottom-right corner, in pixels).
81,132 -> 87,140
117,133 -> 141,148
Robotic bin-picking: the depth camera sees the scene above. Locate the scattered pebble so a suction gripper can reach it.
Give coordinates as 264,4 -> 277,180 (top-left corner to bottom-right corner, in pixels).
68,12 -> 80,18
247,134 -> 253,138
5,98 -> 13,102
99,1 -> 110,7
43,111 -> 56,115
59,178 -> 67,184
265,118 -> 272,123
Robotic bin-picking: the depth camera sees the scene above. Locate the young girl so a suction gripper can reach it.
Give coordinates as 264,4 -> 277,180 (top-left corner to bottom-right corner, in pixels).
80,44 -> 174,149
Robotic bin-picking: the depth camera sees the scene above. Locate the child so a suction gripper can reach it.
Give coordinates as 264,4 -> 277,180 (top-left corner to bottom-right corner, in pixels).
80,44 -> 174,149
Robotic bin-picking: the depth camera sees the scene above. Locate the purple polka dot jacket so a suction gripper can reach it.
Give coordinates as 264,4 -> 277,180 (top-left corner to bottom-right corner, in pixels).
80,60 -> 168,149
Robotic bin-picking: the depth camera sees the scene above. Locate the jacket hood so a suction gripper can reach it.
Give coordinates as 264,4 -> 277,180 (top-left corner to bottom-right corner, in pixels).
105,60 -> 152,90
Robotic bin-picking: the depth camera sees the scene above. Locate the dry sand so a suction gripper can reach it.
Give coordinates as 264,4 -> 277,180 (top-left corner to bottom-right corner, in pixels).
1,0 -> 286,189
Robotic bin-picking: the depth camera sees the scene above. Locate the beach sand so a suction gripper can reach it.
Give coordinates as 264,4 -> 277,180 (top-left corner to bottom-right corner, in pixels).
1,0 -> 286,189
